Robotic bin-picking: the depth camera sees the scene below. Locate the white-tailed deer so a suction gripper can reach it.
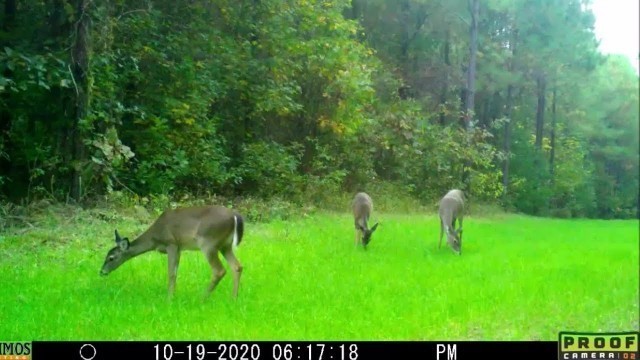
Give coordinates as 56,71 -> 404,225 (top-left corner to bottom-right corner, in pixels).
352,192 -> 379,249
438,189 -> 465,255
100,205 -> 245,299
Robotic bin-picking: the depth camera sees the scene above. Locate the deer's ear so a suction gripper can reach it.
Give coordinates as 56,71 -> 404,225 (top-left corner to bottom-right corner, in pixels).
115,229 -> 122,242
118,238 -> 130,250
370,223 -> 379,232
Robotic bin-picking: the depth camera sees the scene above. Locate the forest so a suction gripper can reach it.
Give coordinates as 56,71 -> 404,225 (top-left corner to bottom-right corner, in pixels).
1,0 -> 638,220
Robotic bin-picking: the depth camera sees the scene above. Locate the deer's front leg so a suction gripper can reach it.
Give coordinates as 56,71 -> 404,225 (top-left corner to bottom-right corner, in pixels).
166,244 -> 180,297
355,227 -> 363,246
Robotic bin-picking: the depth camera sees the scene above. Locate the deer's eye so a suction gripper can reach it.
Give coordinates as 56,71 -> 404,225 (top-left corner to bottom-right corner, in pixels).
108,256 -> 115,261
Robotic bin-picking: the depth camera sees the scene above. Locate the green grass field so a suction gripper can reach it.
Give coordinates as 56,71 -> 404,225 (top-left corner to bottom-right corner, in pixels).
0,209 -> 638,341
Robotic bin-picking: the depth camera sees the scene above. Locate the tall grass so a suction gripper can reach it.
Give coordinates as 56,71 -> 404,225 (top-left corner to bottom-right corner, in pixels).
0,202 -> 637,341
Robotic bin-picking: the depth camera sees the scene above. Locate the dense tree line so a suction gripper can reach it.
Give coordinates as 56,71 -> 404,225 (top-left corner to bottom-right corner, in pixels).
1,0 -> 638,219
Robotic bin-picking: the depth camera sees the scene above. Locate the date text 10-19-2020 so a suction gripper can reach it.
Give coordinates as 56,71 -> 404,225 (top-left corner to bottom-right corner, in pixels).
154,343 -> 362,360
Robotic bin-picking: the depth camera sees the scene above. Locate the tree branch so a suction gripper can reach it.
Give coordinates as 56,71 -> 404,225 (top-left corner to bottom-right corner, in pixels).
457,13 -> 470,27
68,64 -> 79,96
116,9 -> 150,22
407,12 -> 430,46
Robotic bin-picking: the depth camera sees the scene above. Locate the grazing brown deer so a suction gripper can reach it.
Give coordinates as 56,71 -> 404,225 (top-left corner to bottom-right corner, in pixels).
438,189 -> 465,255
100,205 -> 245,299
352,192 -> 379,249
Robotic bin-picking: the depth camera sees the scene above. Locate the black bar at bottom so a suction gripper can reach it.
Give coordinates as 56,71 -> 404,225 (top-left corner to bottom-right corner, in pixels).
32,340 -> 558,360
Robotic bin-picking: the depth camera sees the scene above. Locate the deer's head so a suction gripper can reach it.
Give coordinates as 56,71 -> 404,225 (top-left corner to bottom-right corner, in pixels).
100,229 -> 131,276
361,222 -> 379,248
446,227 -> 462,255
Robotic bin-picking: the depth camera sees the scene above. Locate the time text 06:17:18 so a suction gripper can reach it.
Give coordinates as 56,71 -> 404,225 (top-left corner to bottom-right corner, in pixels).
153,343 -> 360,360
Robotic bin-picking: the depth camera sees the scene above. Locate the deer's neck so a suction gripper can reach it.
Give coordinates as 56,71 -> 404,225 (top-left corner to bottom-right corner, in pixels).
357,217 -> 369,230
440,210 -> 454,231
126,232 -> 158,259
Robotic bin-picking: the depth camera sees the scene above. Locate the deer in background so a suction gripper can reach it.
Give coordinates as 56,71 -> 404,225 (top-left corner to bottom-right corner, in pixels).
100,205 -> 245,299
438,189 -> 465,255
352,192 -> 379,249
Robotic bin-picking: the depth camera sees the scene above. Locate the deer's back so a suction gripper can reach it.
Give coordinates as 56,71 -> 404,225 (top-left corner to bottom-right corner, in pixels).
352,192 -> 373,217
439,190 -> 465,219
150,205 -> 236,250
443,189 -> 465,202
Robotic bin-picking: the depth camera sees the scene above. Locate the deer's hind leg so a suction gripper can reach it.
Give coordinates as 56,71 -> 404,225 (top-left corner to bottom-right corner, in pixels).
202,246 -> 226,297
221,246 -> 243,299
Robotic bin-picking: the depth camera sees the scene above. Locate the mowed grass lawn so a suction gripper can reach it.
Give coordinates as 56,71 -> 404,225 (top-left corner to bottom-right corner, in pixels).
0,209 -> 638,341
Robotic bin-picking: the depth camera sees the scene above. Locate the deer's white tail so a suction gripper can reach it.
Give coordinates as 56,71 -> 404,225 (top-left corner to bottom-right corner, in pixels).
232,215 -> 239,248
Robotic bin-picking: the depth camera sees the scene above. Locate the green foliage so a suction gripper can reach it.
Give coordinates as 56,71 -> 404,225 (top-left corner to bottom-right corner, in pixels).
237,141 -> 304,199
548,134 -> 597,218
507,126 -> 553,216
1,0 -> 637,220
361,97 -> 503,204
581,56 -> 639,219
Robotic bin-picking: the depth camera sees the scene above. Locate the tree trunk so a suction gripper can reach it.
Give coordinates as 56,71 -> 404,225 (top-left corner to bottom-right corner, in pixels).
439,28 -> 451,126
535,74 -> 546,149
502,84 -> 514,203
398,0 -> 411,99
70,0 -> 91,202
349,0 -> 362,20
49,0 -> 67,37
549,86 -> 557,177
400,0 -> 410,70
3,0 -> 16,28
464,0 -> 479,132
502,25 -> 518,205
244,0 -> 261,144
462,0 -> 479,191
480,95 -> 490,128
459,86 -> 466,117
0,0 -> 17,194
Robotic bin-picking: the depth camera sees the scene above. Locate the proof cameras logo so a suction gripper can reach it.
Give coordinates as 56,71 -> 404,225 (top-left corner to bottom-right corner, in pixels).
559,332 -> 639,360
